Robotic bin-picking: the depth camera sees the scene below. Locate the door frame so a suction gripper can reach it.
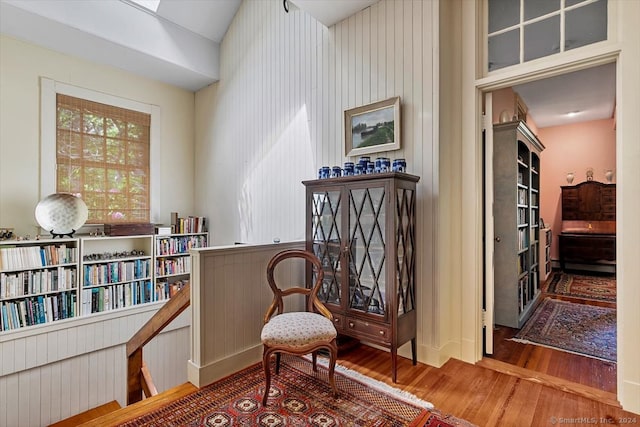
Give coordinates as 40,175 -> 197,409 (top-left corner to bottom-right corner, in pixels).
458,0 -> 640,414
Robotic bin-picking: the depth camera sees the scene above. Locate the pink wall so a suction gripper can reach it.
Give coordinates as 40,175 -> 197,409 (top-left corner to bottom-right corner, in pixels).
538,119 -> 616,259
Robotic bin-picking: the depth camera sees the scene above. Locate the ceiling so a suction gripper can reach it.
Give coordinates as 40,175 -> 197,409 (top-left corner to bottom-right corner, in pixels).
0,0 -> 615,127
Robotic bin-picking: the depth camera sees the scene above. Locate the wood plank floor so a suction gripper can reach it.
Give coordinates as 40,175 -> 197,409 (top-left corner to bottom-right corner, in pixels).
486,270 -> 617,393
83,344 -> 638,427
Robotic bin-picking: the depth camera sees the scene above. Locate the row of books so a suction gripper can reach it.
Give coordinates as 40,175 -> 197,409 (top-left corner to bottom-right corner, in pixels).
83,259 -> 151,287
518,229 -> 529,251
155,279 -> 189,301
517,188 -> 528,205
155,235 -> 207,256
172,216 -> 207,234
156,257 -> 191,277
81,280 -> 155,314
0,291 -> 76,331
1,267 -> 77,300
0,244 -> 77,270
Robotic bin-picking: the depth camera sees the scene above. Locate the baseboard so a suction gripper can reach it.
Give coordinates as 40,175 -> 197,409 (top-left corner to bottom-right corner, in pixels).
187,344 -> 262,387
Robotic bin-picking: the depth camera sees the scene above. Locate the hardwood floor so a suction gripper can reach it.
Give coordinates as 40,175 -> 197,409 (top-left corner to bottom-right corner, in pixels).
337,344 -> 637,426
74,343 -> 637,427
486,270 -> 617,393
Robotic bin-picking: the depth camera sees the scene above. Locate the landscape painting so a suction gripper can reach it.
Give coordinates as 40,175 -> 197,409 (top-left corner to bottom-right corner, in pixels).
345,97 -> 400,157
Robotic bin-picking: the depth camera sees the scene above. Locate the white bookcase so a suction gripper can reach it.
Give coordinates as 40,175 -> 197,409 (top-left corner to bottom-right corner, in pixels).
80,235 -> 155,315
0,238 -> 80,331
154,233 -> 208,300
1,232 -> 208,334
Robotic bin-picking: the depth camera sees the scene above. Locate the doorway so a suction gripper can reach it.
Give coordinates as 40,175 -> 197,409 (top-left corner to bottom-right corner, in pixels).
482,63 -> 617,394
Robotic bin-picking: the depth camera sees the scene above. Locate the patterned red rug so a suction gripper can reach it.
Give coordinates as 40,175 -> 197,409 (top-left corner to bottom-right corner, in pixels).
512,298 -> 616,362
544,272 -> 616,302
121,355 -> 475,426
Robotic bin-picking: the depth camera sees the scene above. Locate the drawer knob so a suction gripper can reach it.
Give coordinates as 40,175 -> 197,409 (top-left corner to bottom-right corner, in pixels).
349,322 -> 354,328
379,330 -> 385,335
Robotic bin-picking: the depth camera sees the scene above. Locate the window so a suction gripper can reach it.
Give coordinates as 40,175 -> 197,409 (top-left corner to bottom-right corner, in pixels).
488,0 -> 608,72
40,78 -> 160,227
56,94 -> 151,224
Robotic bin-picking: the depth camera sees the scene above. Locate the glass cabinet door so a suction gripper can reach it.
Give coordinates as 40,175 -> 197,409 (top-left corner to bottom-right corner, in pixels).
310,190 -> 342,306
348,186 -> 386,316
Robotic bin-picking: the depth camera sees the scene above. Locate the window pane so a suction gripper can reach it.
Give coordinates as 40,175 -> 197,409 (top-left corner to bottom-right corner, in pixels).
106,138 -> 126,165
489,0 -> 520,33
566,0 -> 588,6
524,16 -> 560,61
524,0 -> 560,20
566,0 -> 607,51
489,29 -> 520,71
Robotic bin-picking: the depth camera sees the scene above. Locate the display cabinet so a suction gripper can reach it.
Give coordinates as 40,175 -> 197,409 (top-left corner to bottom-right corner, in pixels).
303,172 -> 419,382
493,120 -> 545,328
154,233 -> 208,300
0,238 -> 79,331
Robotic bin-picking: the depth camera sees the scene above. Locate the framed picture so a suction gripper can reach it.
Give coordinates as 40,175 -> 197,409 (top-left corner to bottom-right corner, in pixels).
344,96 -> 400,157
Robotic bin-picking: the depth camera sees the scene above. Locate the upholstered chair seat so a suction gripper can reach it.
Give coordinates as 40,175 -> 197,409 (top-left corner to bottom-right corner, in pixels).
261,312 -> 337,348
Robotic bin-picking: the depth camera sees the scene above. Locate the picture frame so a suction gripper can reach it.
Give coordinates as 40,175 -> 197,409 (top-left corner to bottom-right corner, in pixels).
344,96 -> 400,157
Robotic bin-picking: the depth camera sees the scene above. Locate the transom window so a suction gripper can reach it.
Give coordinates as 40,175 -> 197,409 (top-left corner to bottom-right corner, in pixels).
488,0 -> 608,72
56,94 -> 151,224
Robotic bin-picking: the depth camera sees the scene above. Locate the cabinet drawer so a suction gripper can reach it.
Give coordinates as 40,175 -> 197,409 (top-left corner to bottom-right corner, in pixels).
346,317 -> 390,343
330,313 -> 345,331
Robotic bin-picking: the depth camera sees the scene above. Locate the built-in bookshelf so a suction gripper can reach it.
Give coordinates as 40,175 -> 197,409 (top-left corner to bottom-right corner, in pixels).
0,238 -> 79,331
493,120 -> 545,329
81,235 -> 154,315
154,233 -> 208,300
1,231 -> 209,333
540,228 -> 552,282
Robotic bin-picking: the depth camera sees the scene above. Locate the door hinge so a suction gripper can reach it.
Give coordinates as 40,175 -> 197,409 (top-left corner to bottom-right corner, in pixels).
482,309 -> 487,327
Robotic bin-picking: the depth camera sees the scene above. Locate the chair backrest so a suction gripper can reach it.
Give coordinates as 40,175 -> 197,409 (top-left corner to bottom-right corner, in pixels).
263,249 -> 332,324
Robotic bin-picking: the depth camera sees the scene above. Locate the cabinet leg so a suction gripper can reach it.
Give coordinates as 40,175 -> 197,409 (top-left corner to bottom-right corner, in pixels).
411,338 -> 417,365
391,348 -> 397,383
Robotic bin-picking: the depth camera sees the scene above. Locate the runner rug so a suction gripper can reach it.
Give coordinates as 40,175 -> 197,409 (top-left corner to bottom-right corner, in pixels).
121,355 -> 475,427
544,272 -> 616,302
512,298 -> 616,362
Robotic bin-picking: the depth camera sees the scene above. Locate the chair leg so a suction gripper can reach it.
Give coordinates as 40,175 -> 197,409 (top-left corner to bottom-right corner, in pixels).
262,348 -> 272,406
327,341 -> 338,397
275,352 -> 281,375
312,351 -> 318,372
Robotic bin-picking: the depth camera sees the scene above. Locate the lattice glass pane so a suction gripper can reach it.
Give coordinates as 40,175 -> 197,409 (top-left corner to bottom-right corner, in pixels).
349,187 -> 386,315
524,16 -> 560,62
488,30 -> 520,71
565,0 -> 607,51
311,191 -> 342,305
396,188 -> 416,315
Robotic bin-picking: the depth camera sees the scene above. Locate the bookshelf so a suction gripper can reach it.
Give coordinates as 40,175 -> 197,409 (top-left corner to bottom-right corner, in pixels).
80,235 -> 154,315
493,121 -> 545,328
0,238 -> 79,331
154,233 -> 208,300
540,228 -> 552,282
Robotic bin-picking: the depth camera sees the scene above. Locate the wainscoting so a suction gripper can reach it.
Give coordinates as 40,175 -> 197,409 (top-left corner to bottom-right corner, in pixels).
0,304 -> 190,427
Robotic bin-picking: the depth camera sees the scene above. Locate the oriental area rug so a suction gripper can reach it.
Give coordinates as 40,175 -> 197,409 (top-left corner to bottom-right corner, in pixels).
121,355 -> 475,427
512,298 -> 616,362
544,272 -> 616,303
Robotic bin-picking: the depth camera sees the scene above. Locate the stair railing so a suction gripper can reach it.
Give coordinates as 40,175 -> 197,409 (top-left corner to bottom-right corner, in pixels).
126,283 -> 191,405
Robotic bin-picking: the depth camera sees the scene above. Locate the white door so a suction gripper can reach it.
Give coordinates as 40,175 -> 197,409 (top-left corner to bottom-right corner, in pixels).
483,92 -> 494,354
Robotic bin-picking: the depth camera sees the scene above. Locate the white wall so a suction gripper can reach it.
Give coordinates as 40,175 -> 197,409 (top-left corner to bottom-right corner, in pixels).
0,35 -> 197,236
195,0 -> 444,364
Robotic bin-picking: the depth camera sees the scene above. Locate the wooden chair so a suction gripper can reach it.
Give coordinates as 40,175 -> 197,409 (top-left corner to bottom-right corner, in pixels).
260,249 -> 338,406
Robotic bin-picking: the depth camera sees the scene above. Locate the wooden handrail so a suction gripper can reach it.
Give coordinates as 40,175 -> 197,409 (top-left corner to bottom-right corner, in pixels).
126,283 -> 191,405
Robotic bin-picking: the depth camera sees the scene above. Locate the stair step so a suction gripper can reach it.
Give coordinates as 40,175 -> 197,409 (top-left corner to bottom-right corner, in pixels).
75,383 -> 197,427
48,401 -> 122,427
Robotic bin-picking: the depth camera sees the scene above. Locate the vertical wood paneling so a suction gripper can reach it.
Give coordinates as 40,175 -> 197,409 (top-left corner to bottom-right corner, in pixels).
195,0 -> 437,363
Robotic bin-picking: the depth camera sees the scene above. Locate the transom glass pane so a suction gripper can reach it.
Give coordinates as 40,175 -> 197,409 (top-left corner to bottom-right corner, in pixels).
489,0 -> 520,33
565,0 -> 607,51
524,0 -> 560,20
524,15 -> 560,62
489,29 -> 520,71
